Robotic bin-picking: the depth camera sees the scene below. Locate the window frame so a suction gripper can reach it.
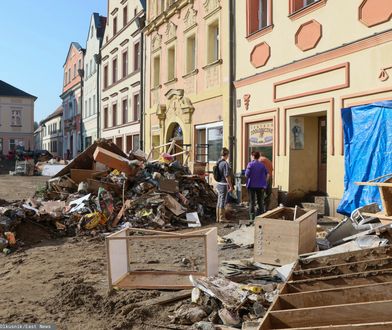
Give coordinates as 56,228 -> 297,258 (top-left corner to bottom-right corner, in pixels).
103,64 -> 109,89
133,93 -> 140,122
122,97 -> 128,124
185,34 -> 197,74
134,41 -> 140,71
195,122 -> 224,163
246,0 -> 273,37
123,5 -> 128,27
153,55 -> 161,88
167,45 -> 176,81
104,106 -> 109,129
289,0 -> 325,19
207,19 -> 220,64
122,49 -> 129,78
112,57 -> 118,84
112,103 -> 118,127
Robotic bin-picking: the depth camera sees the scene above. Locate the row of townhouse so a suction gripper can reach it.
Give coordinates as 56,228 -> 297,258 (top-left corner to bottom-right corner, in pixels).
38,0 -> 392,211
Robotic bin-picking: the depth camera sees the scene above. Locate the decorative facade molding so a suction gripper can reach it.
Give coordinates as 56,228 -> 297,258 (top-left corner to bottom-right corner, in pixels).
151,33 -> 162,52
203,0 -> 221,15
183,7 -> 198,31
165,21 -> 177,42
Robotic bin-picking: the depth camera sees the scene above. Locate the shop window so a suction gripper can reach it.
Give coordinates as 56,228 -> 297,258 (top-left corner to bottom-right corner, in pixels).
290,0 -> 319,14
9,139 -> 16,151
207,20 -> 219,64
196,125 -> 223,162
247,121 -> 273,162
167,46 -> 176,81
247,0 -> 271,35
153,55 -> 160,87
186,35 -> 196,73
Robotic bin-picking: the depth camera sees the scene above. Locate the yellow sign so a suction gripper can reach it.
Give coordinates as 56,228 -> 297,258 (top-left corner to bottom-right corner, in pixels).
248,121 -> 273,146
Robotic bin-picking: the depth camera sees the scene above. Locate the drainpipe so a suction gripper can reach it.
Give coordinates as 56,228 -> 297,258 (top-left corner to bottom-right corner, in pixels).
94,53 -> 102,139
136,14 -> 146,151
229,0 -> 236,169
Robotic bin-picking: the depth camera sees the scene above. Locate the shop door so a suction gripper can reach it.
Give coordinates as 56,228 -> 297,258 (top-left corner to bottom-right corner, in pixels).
318,117 -> 327,193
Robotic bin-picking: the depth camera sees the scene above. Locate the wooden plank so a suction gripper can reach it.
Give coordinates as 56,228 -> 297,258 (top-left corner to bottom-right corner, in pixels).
266,300 -> 392,328
292,257 -> 392,280
355,182 -> 392,187
70,169 -> 104,184
86,178 -> 123,195
275,282 -> 392,310
273,322 -> 392,329
115,272 -> 196,290
286,269 -> 392,292
296,246 -> 392,270
380,177 -> 392,216
163,194 -> 186,216
93,146 -> 137,175
143,290 -> 192,306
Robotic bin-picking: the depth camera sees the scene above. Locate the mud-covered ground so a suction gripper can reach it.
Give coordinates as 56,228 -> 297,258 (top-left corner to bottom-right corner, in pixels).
0,174 -> 252,329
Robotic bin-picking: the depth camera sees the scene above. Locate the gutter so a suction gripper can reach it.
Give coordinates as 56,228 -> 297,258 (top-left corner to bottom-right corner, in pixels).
229,0 -> 236,170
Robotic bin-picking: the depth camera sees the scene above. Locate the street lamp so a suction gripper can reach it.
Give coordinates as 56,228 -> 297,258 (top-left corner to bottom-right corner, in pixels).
78,68 -> 85,151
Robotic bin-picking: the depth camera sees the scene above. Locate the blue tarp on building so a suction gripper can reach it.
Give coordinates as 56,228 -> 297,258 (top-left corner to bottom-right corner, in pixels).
337,101 -> 392,216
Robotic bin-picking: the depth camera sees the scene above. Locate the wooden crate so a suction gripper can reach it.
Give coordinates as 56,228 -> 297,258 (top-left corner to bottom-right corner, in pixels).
106,227 -> 218,290
254,207 -> 317,266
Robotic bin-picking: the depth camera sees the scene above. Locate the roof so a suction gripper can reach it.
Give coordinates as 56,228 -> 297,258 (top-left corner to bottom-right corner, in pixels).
92,13 -> 107,40
0,80 -> 37,100
41,105 -> 63,124
63,42 -> 85,66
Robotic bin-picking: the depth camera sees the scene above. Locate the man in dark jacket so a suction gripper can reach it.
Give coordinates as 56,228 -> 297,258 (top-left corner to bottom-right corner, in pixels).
216,147 -> 233,222
245,151 -> 269,220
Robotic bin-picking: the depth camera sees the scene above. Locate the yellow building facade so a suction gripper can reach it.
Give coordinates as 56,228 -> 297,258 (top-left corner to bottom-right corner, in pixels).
144,0 -> 232,166
235,0 -> 392,211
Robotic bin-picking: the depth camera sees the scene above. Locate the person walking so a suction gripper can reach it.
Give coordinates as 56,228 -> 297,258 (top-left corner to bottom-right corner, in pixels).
245,151 -> 269,220
259,152 -> 273,212
215,147 -> 233,222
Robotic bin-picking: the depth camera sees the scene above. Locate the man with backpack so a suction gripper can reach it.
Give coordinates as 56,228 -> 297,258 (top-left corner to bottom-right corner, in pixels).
213,147 -> 233,222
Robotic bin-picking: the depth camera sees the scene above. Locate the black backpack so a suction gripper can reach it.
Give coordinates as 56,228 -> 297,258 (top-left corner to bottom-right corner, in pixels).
213,159 -> 224,182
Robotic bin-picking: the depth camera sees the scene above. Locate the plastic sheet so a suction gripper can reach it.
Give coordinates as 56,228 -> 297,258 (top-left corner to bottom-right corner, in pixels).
337,101 -> 392,215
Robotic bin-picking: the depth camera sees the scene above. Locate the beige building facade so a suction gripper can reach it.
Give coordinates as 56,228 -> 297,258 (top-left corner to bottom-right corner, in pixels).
0,80 -> 36,156
100,0 -> 144,153
234,0 -> 392,206
144,0 -> 232,165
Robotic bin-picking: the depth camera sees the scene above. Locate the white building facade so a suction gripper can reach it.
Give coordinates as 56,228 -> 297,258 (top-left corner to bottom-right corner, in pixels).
82,13 -> 106,148
100,0 -> 145,153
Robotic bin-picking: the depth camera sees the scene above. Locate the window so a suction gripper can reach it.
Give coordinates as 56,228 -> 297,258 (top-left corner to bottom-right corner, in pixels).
248,0 -> 271,35
85,137 -> 92,148
93,96 -> 96,115
291,0 -> 318,13
68,69 -> 71,83
11,110 -> 22,126
186,35 -> 196,73
153,55 -> 160,87
134,8 -> 137,17
133,93 -> 140,121
88,98 -> 92,117
112,103 -> 117,127
84,100 -> 88,118
159,0 -> 165,13
86,64 -> 89,78
64,71 -> 68,86
207,21 -> 219,63
9,139 -> 16,151
73,64 -> 77,78
122,98 -> 128,124
78,59 -> 82,69
113,16 -> 118,36
90,60 -> 93,76
196,125 -> 223,162
167,46 -> 175,81
122,50 -> 128,77
134,42 -> 140,71
52,141 -> 57,153
103,65 -> 108,88
123,6 -> 128,27
112,58 -> 118,83
104,107 -> 108,128
133,134 -> 140,151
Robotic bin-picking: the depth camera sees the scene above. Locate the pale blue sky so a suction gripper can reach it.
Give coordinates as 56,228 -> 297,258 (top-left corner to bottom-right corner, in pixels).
0,0 -> 107,122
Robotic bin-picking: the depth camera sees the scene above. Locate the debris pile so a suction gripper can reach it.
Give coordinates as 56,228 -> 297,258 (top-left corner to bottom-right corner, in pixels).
3,139 -> 217,251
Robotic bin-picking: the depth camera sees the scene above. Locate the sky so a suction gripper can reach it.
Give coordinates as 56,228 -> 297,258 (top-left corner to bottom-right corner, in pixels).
0,0 -> 107,122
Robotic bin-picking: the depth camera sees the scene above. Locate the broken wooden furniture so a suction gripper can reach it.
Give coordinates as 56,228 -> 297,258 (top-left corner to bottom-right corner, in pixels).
356,174 -> 392,223
147,139 -> 191,165
258,245 -> 392,329
106,227 -> 218,290
254,207 -> 317,266
93,147 -> 140,176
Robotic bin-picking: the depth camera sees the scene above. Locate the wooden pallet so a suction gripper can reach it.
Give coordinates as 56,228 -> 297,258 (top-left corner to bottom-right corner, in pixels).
258,246 -> 392,329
